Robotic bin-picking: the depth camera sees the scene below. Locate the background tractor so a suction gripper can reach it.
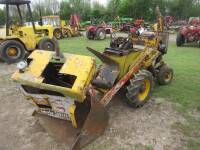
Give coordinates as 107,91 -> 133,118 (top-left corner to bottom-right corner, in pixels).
0,0 -> 55,64
42,14 -> 82,39
12,6 -> 173,150
86,21 -> 114,40
176,21 -> 200,47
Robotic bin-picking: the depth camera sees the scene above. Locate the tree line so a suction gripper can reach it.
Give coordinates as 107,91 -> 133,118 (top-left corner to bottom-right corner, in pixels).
0,0 -> 200,26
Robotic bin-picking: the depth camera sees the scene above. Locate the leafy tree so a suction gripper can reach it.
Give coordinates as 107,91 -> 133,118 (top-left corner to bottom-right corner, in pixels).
107,0 -> 121,18
59,0 -> 92,21
92,1 -> 106,20
59,1 -> 72,20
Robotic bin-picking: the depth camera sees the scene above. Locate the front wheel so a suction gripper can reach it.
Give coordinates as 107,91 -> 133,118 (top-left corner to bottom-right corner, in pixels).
125,70 -> 153,108
0,40 -> 25,64
62,28 -> 72,38
96,28 -> 106,40
157,64 -> 174,85
38,38 -> 55,51
176,33 -> 185,47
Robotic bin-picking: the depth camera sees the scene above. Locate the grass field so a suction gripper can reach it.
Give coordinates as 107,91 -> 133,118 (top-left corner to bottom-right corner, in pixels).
59,36 -> 200,149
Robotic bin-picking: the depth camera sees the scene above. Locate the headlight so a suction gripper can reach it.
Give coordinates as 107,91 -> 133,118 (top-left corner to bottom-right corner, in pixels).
17,61 -> 27,72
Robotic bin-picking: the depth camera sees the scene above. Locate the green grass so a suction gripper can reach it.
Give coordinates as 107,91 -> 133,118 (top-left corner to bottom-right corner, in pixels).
154,43 -> 200,112
59,36 -> 200,149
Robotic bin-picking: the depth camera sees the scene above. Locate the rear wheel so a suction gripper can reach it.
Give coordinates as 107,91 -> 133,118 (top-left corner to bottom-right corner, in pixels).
126,70 -> 153,108
0,40 -> 25,64
53,29 -> 63,39
62,28 -> 72,38
157,64 -> 174,85
86,31 -> 94,40
38,38 -> 55,51
96,28 -> 106,40
176,33 -> 185,47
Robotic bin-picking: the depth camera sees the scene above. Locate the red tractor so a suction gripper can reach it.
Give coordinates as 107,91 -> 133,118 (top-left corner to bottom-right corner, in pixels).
176,22 -> 200,47
86,22 -> 114,40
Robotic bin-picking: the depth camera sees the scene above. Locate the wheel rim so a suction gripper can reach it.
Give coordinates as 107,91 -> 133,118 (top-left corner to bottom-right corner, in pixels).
138,79 -> 151,101
6,47 -> 20,58
99,32 -> 105,40
164,72 -> 172,83
44,42 -> 54,51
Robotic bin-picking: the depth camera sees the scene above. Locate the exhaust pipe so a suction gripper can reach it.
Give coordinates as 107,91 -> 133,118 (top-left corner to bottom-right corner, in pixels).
52,37 -> 65,60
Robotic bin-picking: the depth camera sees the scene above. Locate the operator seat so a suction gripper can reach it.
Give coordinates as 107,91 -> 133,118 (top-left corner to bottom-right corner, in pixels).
92,63 -> 119,89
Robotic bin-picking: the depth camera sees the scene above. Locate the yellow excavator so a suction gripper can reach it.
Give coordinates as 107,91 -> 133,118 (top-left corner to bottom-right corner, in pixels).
42,15 -> 81,39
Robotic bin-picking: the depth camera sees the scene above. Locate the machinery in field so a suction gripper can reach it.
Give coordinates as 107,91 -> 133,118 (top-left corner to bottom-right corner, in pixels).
176,20 -> 200,47
86,22 -> 114,40
119,19 -> 145,33
42,15 -> 82,39
0,0 -> 55,64
12,6 -> 173,150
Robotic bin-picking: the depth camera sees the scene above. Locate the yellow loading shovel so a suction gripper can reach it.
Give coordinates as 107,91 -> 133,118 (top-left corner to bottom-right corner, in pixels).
33,46 -> 148,150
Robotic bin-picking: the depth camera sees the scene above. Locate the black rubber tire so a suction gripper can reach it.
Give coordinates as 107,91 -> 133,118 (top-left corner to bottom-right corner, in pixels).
38,38 -> 55,51
176,33 -> 185,47
53,28 -> 63,39
96,28 -> 106,40
86,31 -> 94,40
157,64 -> 174,85
126,70 -> 153,108
0,40 -> 25,64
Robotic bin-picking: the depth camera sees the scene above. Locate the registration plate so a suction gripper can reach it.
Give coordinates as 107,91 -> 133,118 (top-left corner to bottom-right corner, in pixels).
38,109 -> 71,121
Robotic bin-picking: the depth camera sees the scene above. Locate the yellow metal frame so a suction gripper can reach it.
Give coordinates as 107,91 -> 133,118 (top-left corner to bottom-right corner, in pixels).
12,50 -> 96,102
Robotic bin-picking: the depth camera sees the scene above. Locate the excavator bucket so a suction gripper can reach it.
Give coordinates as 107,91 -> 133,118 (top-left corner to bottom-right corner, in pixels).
34,112 -> 80,146
33,94 -> 109,150
71,98 -> 109,150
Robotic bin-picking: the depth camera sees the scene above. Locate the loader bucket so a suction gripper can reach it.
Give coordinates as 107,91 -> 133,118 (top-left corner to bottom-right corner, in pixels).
33,96 -> 109,150
34,112 -> 80,147
71,100 -> 109,150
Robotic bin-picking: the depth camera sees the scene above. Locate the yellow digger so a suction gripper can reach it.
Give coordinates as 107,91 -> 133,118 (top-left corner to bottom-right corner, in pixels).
42,15 -> 82,39
12,7 -> 173,150
0,0 -> 55,64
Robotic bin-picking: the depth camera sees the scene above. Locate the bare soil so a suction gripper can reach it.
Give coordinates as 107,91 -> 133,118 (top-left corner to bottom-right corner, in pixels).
0,63 -> 186,150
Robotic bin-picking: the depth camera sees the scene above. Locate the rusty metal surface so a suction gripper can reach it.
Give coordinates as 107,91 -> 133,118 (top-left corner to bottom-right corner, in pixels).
71,90 -> 109,150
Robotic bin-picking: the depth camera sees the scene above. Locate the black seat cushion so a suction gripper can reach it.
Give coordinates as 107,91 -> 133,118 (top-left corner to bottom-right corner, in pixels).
104,48 -> 130,56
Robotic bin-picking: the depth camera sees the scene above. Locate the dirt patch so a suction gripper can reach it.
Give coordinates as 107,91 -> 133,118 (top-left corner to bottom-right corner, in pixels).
86,94 -> 186,150
0,63 -> 185,150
